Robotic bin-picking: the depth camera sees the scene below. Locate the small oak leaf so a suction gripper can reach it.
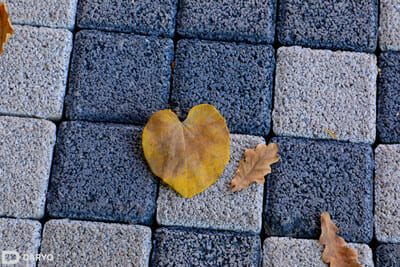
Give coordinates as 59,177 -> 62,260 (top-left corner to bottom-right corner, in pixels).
0,2 -> 13,56
230,143 -> 279,192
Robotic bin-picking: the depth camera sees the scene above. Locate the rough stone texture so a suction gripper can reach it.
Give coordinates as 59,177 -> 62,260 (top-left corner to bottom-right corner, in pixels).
273,46 -> 377,144
377,53 -> 400,143
375,145 -> 400,243
46,121 -> 158,225
278,0 -> 378,52
0,116 -> 56,219
151,227 -> 261,266
0,25 -> 72,121
263,237 -> 373,267
7,0 -> 78,30
177,0 -> 276,44
65,30 -> 173,125
157,134 -> 265,233
376,244 -> 400,267
77,0 -> 178,37
39,219 -> 152,267
264,137 -> 374,243
379,0 -> 400,51
171,39 -> 274,136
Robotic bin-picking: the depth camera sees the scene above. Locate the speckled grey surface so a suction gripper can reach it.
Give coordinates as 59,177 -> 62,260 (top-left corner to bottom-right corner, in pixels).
263,237 -> 373,267
375,145 -> 400,243
157,134 -> 265,233
0,25 -> 73,121
273,46 -> 377,144
379,0 -> 400,51
0,116 -> 56,219
376,244 -> 400,267
39,219 -> 152,267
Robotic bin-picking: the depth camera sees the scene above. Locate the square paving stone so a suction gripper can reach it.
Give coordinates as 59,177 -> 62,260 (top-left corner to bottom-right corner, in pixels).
46,121 -> 158,225
77,0 -> 177,37
39,219 -> 152,266
263,237 -> 373,267
375,145 -> 400,243
277,0 -> 378,52
380,0 -> 400,51
0,25 -> 73,121
171,39 -> 274,136
0,116 -> 56,219
273,46 -> 377,144
377,53 -> 400,143
264,137 -> 374,243
376,244 -> 400,267
157,134 -> 265,233
177,0 -> 276,44
65,30 -> 173,125
151,227 -> 261,266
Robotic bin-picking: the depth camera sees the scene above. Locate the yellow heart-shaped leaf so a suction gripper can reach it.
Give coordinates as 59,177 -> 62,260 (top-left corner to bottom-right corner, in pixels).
142,104 -> 230,198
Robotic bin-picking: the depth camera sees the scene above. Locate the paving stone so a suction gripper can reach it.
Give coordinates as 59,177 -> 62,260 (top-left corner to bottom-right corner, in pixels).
379,0 -> 400,51
39,219 -> 152,266
0,25 -> 72,121
277,0 -> 378,52
76,0 -> 177,37
377,53 -> 400,143
46,121 -> 158,225
177,0 -> 276,44
0,116 -> 56,219
264,137 -> 374,243
273,46 -> 377,144
7,0 -> 77,30
375,145 -> 400,243
65,30 -> 173,125
157,134 -> 265,233
263,237 -> 373,267
376,244 -> 400,267
171,39 -> 274,136
151,227 -> 261,266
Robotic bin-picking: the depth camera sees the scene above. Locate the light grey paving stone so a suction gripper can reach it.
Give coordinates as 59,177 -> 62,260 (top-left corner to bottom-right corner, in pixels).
263,237 -> 373,267
273,46 -> 377,144
7,0 -> 78,30
0,218 -> 42,267
0,25 -> 73,121
157,134 -> 265,233
0,116 -> 56,219
39,219 -> 152,267
375,144 -> 400,243
379,0 -> 400,51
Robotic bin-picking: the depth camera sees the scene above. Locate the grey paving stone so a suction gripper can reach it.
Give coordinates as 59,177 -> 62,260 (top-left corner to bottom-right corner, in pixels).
151,227 -> 261,266
77,0 -> 178,37
375,145 -> 400,243
263,237 -> 373,267
177,0 -> 276,44
273,46 -> 377,144
376,244 -> 400,267
0,25 -> 73,121
46,121 -> 158,225
0,116 -> 56,219
379,0 -> 400,51
7,0 -> 77,30
65,30 -> 173,124
39,219 -> 152,267
157,134 -> 265,233
171,39 -> 274,136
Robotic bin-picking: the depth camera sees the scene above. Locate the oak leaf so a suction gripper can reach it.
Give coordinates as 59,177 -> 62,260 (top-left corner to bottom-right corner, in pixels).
230,143 -> 279,192
0,2 -> 13,56
319,212 -> 361,267
142,104 -> 230,198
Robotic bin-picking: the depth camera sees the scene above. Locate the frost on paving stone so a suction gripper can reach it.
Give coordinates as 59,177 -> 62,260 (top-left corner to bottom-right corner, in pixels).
379,0 -> 400,51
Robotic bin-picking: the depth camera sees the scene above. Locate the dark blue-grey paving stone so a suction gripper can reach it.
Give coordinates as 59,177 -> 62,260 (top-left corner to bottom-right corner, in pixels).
46,121 -> 158,225
376,244 -> 400,267
277,0 -> 378,52
264,137 -> 374,243
177,0 -> 276,44
65,30 -> 173,124
77,0 -> 178,37
151,227 -> 261,266
377,53 -> 400,143
171,39 -> 274,136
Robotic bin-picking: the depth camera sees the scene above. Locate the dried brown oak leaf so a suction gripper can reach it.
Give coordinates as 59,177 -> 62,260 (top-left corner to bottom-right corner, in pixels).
0,2 -> 13,56
319,212 -> 361,267
230,143 -> 279,192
